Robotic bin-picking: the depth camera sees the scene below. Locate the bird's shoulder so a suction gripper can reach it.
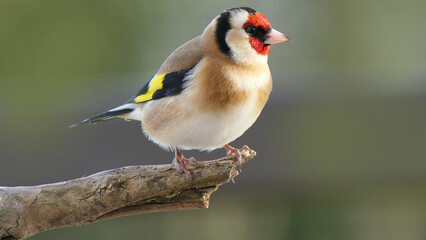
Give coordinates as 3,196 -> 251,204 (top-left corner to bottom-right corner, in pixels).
131,36 -> 204,104
157,36 -> 204,74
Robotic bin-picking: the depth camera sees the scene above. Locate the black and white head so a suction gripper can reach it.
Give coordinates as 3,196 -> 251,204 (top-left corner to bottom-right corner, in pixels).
207,7 -> 291,65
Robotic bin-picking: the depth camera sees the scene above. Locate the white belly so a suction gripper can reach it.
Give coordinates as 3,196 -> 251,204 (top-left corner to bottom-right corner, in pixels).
173,100 -> 260,150
140,95 -> 262,151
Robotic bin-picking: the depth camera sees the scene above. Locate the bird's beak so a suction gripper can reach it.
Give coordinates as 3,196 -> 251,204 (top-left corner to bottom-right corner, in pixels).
264,28 -> 292,45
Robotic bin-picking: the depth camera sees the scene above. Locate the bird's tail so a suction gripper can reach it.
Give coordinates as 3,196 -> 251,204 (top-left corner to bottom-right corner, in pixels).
69,104 -> 135,128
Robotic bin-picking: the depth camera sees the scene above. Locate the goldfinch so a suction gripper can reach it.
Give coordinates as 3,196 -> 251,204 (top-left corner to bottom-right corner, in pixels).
72,7 -> 291,180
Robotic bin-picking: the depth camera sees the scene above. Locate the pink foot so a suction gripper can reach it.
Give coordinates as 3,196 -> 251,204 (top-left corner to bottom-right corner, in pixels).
173,149 -> 198,181
224,144 -> 252,172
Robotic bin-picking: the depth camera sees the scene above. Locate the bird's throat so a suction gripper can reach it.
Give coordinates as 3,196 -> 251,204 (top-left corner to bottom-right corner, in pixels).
249,37 -> 270,55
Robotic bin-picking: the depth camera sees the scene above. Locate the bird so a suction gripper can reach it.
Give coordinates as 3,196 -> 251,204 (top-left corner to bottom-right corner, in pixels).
71,7 -> 291,180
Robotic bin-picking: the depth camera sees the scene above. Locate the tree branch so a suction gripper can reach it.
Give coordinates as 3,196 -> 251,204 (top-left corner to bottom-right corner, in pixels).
0,149 -> 256,240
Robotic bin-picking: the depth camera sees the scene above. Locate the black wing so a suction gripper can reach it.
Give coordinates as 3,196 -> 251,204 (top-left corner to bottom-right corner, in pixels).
131,65 -> 196,103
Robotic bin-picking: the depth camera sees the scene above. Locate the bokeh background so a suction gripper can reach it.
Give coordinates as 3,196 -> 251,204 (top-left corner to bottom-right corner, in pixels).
1,0 -> 425,239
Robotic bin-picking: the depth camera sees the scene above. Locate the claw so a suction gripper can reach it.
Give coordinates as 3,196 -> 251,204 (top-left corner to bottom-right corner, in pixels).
224,144 -> 252,172
173,149 -> 198,182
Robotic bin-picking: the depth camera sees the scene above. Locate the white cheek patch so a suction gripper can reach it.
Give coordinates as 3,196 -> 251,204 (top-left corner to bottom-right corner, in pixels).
226,30 -> 251,56
226,10 -> 268,65
226,31 -> 268,65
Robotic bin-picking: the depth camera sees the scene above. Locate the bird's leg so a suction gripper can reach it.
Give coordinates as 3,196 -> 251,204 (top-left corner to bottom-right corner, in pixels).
172,149 -> 198,181
224,144 -> 252,172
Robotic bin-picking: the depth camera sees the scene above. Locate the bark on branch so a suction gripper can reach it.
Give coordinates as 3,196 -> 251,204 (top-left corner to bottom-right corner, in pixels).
0,149 -> 256,240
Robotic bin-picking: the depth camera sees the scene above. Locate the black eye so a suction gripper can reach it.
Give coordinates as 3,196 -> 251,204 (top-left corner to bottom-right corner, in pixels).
245,25 -> 257,36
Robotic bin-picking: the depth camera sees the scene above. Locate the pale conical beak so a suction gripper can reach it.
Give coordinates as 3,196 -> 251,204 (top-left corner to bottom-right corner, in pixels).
264,28 -> 292,45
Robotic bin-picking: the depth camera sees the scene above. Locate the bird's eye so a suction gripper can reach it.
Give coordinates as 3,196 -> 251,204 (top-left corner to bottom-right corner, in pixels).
245,25 -> 257,36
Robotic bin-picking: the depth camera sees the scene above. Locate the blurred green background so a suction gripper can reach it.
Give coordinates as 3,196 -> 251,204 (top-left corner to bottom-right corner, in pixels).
1,0 -> 425,239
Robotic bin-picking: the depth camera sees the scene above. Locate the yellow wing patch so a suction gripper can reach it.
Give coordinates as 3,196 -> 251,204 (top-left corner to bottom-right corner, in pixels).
134,74 -> 165,103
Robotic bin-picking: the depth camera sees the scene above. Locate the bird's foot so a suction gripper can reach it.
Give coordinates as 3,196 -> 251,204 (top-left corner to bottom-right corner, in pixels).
224,144 -> 252,172
173,149 -> 198,181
